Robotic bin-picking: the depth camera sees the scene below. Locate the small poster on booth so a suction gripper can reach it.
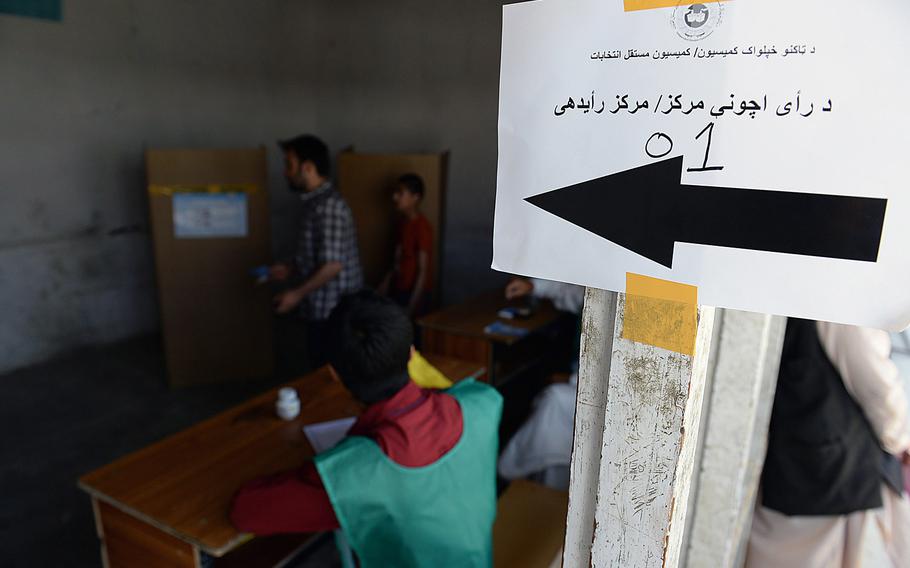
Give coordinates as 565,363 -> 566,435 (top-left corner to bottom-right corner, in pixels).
173,193 -> 249,239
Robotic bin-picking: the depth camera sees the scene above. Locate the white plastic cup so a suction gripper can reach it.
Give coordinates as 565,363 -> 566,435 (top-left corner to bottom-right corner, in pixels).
276,388 -> 301,421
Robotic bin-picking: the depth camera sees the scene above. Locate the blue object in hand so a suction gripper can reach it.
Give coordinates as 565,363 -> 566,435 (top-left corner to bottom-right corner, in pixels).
250,265 -> 269,283
484,321 -> 529,338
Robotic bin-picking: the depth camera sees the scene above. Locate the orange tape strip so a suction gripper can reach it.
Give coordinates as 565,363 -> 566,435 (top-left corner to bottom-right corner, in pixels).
624,0 -> 729,12
622,273 -> 698,356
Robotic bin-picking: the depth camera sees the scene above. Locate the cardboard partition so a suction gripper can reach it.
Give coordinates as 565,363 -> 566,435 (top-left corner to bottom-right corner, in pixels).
337,151 -> 448,303
147,148 -> 274,387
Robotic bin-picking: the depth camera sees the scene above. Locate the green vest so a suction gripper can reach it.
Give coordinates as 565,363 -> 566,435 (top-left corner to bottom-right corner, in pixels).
314,380 -> 503,568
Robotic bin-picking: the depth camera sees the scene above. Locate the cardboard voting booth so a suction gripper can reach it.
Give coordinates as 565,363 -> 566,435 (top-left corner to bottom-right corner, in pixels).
147,148 -> 274,387
337,151 -> 448,303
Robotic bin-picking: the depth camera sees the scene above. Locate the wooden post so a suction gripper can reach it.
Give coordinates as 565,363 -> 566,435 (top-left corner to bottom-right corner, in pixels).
563,288 -> 618,567
564,289 -> 716,567
684,310 -> 785,567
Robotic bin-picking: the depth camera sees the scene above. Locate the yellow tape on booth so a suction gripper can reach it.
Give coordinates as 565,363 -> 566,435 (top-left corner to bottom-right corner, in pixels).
148,184 -> 261,196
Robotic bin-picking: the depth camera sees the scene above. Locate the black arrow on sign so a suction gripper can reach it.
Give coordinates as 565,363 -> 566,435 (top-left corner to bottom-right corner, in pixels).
524,156 -> 888,269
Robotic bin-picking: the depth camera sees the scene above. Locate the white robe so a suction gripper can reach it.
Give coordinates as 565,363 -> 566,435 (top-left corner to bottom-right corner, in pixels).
498,374 -> 578,490
497,279 -> 584,490
528,279 -> 585,314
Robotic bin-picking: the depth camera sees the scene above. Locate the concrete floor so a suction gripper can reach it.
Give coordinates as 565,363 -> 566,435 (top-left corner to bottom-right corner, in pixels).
0,335 -> 339,568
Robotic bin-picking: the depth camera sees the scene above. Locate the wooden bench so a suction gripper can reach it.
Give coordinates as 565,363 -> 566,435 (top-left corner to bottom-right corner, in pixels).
493,480 -> 568,568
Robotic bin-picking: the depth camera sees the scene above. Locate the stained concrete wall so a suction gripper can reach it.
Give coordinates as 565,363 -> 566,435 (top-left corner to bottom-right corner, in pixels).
0,1 -> 506,374
0,1 -> 317,373
305,0 -> 507,302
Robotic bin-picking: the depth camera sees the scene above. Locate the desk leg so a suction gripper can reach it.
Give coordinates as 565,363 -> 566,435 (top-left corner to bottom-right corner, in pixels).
91,498 -> 200,568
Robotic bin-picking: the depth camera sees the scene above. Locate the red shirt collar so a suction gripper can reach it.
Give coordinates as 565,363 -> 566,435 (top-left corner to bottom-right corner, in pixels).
348,381 -> 426,436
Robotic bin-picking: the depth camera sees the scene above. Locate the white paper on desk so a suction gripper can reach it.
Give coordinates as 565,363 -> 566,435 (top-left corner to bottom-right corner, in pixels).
303,417 -> 357,454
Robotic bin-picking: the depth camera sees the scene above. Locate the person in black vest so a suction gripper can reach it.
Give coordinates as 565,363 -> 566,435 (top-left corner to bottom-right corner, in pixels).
746,319 -> 910,568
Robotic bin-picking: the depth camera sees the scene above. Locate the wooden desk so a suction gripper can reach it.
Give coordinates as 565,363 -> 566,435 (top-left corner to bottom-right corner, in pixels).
419,290 -> 573,385
78,355 -> 484,568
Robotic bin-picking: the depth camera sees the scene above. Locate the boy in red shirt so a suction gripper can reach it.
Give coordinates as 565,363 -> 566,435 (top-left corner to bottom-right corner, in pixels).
380,174 -> 433,317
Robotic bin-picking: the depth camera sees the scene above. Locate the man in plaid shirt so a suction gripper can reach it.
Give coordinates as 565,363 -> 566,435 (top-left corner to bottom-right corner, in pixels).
270,135 -> 363,367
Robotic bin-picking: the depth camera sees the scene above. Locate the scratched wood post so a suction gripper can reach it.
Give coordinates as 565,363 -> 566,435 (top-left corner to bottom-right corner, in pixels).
564,275 -> 715,567
684,310 -> 785,567
563,288 -> 619,567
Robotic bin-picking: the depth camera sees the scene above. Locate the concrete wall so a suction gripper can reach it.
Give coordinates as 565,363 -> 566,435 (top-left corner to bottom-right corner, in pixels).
0,1 -> 506,373
0,1 -> 316,373
305,0 -> 507,302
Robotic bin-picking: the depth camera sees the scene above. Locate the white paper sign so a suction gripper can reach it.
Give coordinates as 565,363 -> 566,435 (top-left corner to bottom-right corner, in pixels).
173,193 -> 248,239
494,0 -> 910,331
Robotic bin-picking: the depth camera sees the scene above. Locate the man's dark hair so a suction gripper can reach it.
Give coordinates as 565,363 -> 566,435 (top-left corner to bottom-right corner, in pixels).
398,173 -> 425,199
326,290 -> 413,404
278,134 -> 331,177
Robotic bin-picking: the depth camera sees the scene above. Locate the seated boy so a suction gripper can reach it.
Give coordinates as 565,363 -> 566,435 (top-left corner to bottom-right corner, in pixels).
380,174 -> 434,317
230,291 -> 503,567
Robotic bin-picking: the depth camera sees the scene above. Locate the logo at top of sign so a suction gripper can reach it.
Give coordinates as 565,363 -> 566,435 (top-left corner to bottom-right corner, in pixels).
673,2 -> 723,41
685,4 -> 708,28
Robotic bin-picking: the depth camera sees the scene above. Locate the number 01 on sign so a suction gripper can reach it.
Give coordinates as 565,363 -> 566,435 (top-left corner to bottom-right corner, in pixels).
493,0 -> 910,330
